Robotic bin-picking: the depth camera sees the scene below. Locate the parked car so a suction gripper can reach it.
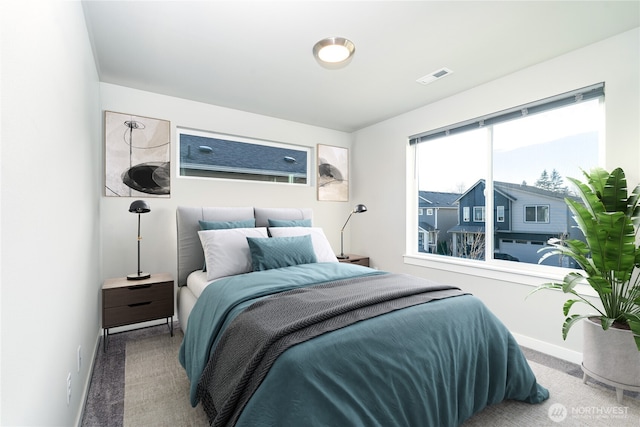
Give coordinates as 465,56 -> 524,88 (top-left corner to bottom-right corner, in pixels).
494,253 -> 519,262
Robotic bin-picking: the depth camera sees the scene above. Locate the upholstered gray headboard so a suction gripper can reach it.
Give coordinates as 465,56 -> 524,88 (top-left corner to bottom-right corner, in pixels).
176,206 -> 312,286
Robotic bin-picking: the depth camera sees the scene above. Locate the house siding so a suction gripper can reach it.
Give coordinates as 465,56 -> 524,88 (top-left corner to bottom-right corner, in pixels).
508,189 -> 569,235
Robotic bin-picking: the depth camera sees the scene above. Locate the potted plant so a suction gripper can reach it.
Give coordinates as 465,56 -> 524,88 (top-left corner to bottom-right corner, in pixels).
533,167 -> 640,401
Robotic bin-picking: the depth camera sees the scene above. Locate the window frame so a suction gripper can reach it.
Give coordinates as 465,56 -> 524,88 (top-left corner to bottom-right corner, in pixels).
524,204 -> 550,224
473,206 -> 485,222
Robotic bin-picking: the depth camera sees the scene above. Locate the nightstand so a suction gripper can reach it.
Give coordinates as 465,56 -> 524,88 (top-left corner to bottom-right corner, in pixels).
102,272 -> 174,351
338,254 -> 370,267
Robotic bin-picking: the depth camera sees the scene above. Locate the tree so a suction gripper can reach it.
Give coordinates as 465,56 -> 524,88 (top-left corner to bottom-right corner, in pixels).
535,169 -> 551,190
535,168 -> 567,193
549,169 -> 567,193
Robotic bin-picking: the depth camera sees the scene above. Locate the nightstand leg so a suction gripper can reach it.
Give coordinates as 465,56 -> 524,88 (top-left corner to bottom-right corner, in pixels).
103,328 -> 109,352
167,316 -> 174,337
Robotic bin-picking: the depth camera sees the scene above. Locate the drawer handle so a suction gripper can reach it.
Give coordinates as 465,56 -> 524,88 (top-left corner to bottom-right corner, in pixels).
128,301 -> 152,308
127,284 -> 152,290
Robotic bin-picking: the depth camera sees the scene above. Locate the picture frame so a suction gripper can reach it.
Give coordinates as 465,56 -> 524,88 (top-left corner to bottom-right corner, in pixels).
104,111 -> 171,198
317,144 -> 349,201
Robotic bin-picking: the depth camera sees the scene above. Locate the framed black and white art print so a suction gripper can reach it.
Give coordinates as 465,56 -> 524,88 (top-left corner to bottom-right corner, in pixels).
104,111 -> 171,198
317,144 -> 348,202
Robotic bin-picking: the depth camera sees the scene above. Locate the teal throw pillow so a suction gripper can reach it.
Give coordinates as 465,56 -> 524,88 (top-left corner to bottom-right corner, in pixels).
199,218 -> 255,230
247,235 -> 317,271
267,218 -> 312,227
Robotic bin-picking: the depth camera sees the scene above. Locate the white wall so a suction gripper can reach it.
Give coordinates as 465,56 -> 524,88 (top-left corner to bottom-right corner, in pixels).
1,1 -> 101,426
99,84 -> 354,287
351,28 -> 640,363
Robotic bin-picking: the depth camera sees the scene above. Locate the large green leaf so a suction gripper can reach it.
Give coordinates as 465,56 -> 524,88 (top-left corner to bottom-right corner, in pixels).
601,167 -> 628,213
594,212 -> 636,281
563,299 -> 581,316
585,275 -> 612,296
538,237 -> 596,275
563,271 -> 587,293
567,175 -> 605,218
627,183 -> 640,232
599,316 -> 615,330
585,167 -> 612,202
563,314 -> 589,340
625,314 -> 640,351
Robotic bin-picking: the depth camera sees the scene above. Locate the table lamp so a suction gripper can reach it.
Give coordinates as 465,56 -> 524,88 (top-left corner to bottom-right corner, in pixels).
338,204 -> 367,259
127,200 -> 151,280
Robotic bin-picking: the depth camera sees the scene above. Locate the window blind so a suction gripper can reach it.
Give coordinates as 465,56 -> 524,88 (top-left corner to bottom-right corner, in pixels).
409,83 -> 604,145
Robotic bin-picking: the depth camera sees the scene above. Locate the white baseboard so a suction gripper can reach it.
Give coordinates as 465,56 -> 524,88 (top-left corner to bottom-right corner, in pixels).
512,332 -> 582,365
75,333 -> 101,427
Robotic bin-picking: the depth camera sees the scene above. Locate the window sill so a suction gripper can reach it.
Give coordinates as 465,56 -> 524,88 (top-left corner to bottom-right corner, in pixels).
403,253 -> 598,298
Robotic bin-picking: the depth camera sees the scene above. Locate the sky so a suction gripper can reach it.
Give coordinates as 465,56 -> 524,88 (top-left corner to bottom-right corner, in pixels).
417,99 -> 602,193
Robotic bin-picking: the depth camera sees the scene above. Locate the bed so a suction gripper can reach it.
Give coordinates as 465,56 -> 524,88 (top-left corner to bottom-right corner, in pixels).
176,206 -> 549,427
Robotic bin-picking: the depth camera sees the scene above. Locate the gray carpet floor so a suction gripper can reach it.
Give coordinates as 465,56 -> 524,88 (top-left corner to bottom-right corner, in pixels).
81,323 -> 177,427
81,322 -> 639,426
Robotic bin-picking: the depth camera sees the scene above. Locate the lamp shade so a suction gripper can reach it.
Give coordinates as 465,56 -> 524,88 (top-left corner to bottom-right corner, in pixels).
354,204 -> 367,214
129,200 -> 150,214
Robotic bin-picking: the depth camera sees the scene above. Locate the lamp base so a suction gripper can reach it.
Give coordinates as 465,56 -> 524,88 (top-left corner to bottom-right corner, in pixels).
127,272 -> 151,281
336,254 -> 350,259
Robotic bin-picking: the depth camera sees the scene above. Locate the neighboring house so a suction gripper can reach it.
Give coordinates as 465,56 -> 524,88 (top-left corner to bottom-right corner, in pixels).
418,191 -> 459,254
448,180 -> 582,266
179,133 -> 308,183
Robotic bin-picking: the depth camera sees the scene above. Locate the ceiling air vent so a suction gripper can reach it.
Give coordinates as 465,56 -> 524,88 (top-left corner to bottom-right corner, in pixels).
416,68 -> 453,85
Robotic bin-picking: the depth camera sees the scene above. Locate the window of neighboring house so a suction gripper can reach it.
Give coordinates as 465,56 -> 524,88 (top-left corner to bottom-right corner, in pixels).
426,208 -> 434,215
473,206 -> 485,222
418,208 -> 424,215
524,205 -> 550,223
418,230 -> 426,252
177,128 -> 311,184
411,83 -> 603,268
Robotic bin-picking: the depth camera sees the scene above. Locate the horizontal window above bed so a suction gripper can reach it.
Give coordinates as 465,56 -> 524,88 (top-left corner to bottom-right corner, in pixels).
177,127 -> 311,185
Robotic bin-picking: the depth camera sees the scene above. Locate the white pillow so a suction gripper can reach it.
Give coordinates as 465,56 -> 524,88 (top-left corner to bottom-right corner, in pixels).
198,227 -> 268,281
268,227 -> 338,263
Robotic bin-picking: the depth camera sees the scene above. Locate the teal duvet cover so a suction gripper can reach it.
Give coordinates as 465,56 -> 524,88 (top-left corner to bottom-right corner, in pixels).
179,262 -> 548,427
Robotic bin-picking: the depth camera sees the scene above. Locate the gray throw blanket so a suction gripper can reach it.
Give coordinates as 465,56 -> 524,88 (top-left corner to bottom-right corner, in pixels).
196,273 -> 466,427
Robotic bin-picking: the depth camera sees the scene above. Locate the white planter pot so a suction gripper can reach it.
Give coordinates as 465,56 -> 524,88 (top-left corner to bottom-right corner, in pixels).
582,317 -> 640,403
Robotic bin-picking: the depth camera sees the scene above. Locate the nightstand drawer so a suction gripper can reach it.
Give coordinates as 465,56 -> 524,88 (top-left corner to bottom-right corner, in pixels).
103,297 -> 173,328
338,255 -> 370,267
103,280 -> 172,308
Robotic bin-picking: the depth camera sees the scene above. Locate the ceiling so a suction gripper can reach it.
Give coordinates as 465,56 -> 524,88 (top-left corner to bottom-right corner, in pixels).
82,1 -> 640,133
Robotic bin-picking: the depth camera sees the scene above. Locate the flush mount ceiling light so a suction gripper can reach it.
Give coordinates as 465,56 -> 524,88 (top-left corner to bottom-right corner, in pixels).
313,37 -> 355,69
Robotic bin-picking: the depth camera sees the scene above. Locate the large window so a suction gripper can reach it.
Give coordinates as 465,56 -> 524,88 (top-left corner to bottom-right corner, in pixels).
411,84 -> 603,267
